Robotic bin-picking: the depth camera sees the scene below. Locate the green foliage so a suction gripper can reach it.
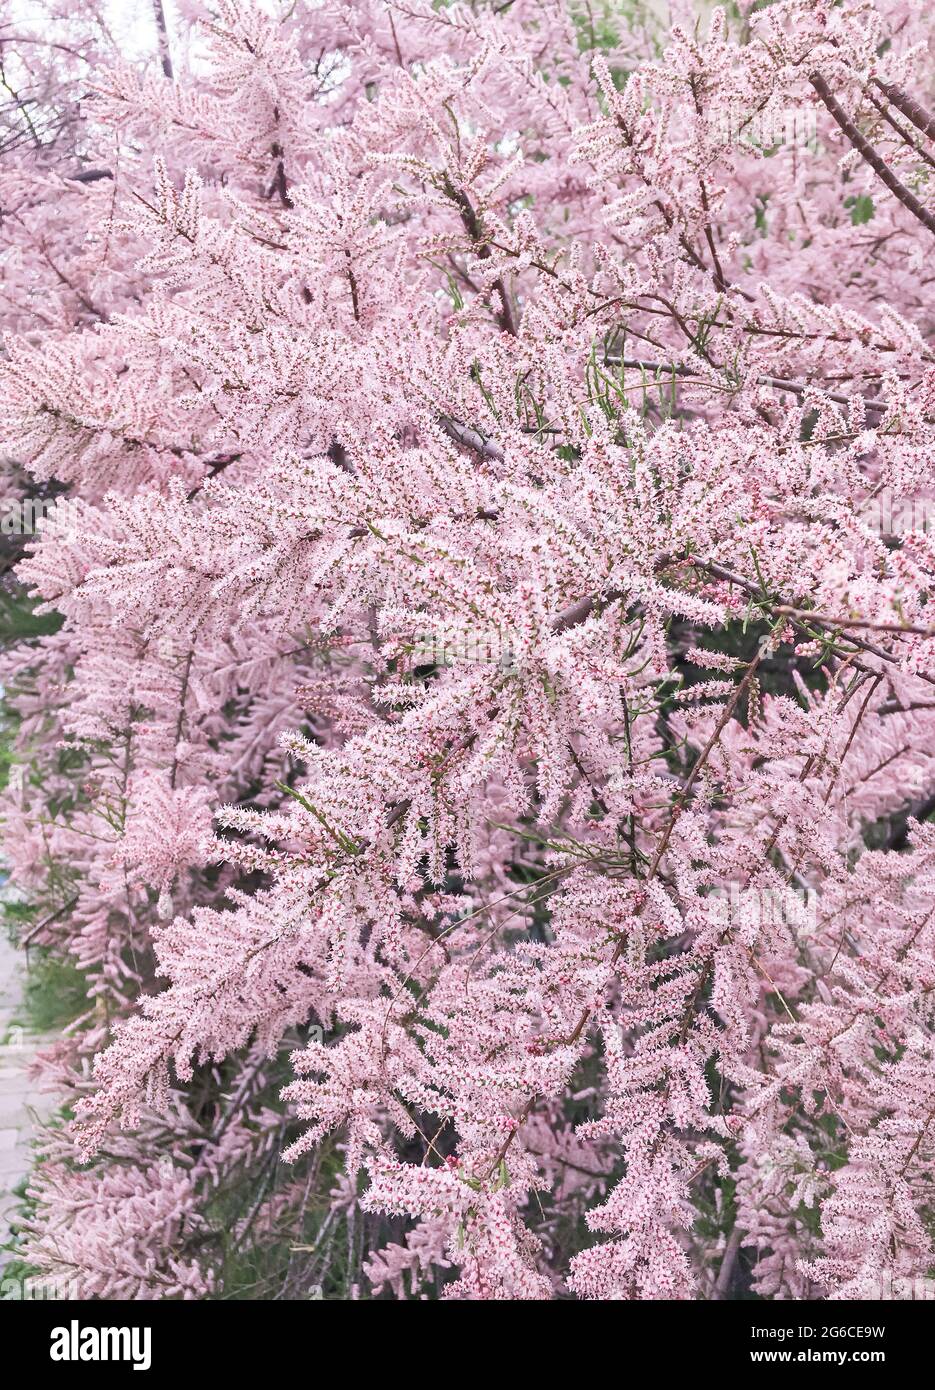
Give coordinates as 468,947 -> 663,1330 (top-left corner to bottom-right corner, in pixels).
845,193 -> 875,225
0,587 -> 62,647
6,949 -> 90,1036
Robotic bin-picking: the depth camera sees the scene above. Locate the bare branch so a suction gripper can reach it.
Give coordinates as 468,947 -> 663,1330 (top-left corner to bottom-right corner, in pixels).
811,72 -> 935,237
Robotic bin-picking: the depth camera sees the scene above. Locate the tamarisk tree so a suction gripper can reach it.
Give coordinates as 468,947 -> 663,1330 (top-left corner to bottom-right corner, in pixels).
2,0 -> 935,1299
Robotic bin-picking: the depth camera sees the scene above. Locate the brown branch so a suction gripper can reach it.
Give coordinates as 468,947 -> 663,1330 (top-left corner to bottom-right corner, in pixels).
775,605 -> 935,638
151,0 -> 173,80
20,895 -> 80,946
810,72 -> 935,237
442,177 -> 518,336
864,89 -> 935,172
873,79 -> 935,143
438,417 -> 504,462
712,1225 -> 744,1300
691,559 -> 935,685
605,357 -> 891,417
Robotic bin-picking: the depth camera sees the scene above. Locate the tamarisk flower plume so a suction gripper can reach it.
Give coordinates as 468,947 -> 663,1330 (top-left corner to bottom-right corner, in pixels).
1,0 -> 935,1299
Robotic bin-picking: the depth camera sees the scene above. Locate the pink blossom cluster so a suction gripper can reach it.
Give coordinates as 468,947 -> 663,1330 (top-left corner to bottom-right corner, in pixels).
1,0 -> 934,1299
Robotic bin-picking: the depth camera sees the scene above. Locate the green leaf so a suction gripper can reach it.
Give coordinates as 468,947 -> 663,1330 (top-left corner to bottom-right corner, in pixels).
845,194 -> 875,225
